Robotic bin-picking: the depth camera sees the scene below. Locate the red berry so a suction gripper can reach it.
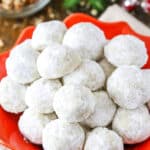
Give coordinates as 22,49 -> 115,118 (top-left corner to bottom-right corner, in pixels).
122,0 -> 139,11
141,0 -> 150,13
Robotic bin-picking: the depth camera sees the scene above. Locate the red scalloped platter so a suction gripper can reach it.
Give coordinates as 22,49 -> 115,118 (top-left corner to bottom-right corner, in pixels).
0,13 -> 150,150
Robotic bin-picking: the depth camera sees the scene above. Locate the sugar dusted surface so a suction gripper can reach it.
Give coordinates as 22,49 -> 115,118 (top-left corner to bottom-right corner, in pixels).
63,59 -> 106,91
112,105 -> 150,144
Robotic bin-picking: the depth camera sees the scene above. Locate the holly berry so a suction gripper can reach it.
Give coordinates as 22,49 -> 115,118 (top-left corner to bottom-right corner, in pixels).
122,0 -> 139,11
141,0 -> 150,13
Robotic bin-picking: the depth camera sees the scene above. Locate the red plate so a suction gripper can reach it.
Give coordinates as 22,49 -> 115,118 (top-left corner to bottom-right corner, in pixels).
0,13 -> 150,150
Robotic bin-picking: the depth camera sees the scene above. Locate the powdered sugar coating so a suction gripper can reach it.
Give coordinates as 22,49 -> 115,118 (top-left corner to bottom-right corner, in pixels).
107,66 -> 150,109
18,109 -> 55,144
53,84 -> 96,122
37,43 -> 81,79
63,22 -> 106,60
142,69 -> 150,102
32,20 -> 67,51
63,59 -> 105,91
25,78 -> 62,114
104,35 -> 148,67
99,58 -> 115,78
142,69 -> 150,110
0,76 -> 27,114
81,91 -> 116,128
6,40 -> 40,84
42,119 -> 85,150
84,127 -> 123,150
112,105 -> 150,144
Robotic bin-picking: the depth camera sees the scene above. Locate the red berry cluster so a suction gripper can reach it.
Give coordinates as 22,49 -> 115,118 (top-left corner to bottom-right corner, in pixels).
122,0 -> 150,13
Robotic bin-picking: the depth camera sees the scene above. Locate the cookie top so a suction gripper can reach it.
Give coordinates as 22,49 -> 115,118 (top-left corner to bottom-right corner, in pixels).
37,43 -> 81,79
104,35 -> 148,67
18,108 -> 53,144
84,127 -> 123,150
25,78 -> 62,114
63,22 -> 106,60
112,105 -> 150,144
6,40 -> 40,84
63,59 -> 105,91
32,20 -> 67,51
0,76 -> 27,113
42,119 -> 85,150
107,65 -> 149,109
82,91 -> 116,128
53,84 -> 96,122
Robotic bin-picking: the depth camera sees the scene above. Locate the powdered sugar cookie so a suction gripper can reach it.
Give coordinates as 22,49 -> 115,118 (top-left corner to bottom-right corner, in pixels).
107,66 -> 150,109
32,20 -> 67,51
82,91 -> 116,128
25,78 -> 62,114
84,127 -> 123,150
0,76 -> 27,114
6,40 -> 40,84
18,109 -> 55,144
42,119 -> 85,150
53,84 -> 96,122
37,43 -> 81,79
112,105 -> 150,144
104,35 -> 148,67
63,59 -> 105,91
63,22 -> 106,60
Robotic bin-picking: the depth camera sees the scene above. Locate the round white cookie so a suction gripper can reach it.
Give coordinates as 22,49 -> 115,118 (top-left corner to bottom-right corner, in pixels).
63,59 -> 105,91
18,109 -> 56,144
107,65 -> 150,109
104,35 -> 148,67
25,78 -> 62,114
82,91 -> 116,128
6,40 -> 40,84
53,84 -> 96,122
99,58 -> 115,78
37,43 -> 81,79
112,105 -> 150,144
0,76 -> 27,114
32,20 -> 67,51
84,127 -> 124,150
42,119 -> 85,150
63,22 -> 106,60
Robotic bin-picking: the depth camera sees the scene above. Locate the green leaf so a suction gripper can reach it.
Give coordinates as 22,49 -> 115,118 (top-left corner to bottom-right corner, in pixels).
63,0 -> 80,9
88,0 -> 107,11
